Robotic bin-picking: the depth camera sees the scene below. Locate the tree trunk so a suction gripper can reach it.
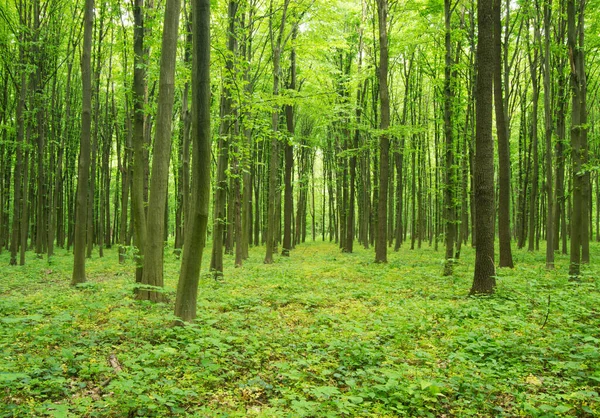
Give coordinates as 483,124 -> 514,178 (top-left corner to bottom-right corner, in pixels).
375,0 -> 390,263
174,0 -> 211,323
72,0 -> 94,285
542,1 -> 554,269
443,0 -> 456,275
10,43 -> 27,266
131,0 -> 149,286
264,0 -> 290,264
527,12 -> 540,253
494,0 -> 514,268
138,0 -> 181,301
282,25 -> 297,256
471,0 -> 496,295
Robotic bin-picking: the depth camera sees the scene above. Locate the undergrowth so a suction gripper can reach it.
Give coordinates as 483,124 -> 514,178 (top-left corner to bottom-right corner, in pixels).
0,241 -> 599,417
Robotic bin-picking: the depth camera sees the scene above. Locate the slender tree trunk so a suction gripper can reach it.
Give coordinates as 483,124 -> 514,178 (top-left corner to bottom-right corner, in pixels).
375,0 -> 390,263
568,0 -> 585,278
174,0 -> 211,322
527,15 -> 540,253
72,0 -> 94,285
282,25 -> 297,256
175,14 -> 192,252
443,0 -> 456,275
543,1 -> 554,269
210,0 -> 237,275
138,0 -> 181,301
10,45 -> 27,266
264,0 -> 290,264
579,5 -> 589,265
118,101 -> 131,263
494,0 -> 514,268
131,0 -> 148,285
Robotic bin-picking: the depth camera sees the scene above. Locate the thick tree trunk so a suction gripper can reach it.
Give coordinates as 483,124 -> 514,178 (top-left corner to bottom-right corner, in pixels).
471,0 -> 496,295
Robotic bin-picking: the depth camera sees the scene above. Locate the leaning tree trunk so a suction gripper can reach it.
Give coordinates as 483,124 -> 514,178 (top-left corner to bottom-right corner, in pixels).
138,0 -> 181,302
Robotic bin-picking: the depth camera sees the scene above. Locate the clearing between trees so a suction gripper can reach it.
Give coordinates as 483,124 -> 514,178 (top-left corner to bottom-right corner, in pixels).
1,242 -> 599,417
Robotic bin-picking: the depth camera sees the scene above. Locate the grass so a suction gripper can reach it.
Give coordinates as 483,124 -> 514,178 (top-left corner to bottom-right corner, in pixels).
0,240 -> 599,417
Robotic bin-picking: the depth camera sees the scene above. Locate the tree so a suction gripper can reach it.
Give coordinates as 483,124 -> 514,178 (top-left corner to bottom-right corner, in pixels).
138,0 -> 182,301
131,0 -> 149,286
71,0 -> 94,285
443,0 -> 457,276
210,0 -> 237,277
527,5 -> 541,253
375,0 -> 390,263
471,0 -> 496,295
282,25 -> 297,257
494,0 -> 513,268
174,0 -> 211,322
542,0 -> 554,269
568,0 -> 587,278
264,0 -> 291,264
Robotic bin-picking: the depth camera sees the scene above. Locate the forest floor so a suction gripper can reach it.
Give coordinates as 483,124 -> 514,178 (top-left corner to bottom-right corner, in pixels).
1,240 -> 599,417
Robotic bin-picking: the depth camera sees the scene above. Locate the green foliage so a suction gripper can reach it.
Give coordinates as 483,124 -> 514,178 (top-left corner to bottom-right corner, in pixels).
0,243 -> 599,417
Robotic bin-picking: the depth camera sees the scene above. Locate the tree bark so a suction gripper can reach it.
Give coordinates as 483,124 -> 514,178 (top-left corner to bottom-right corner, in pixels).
375,0 -> 390,263
471,0 -> 496,295
443,0 -> 456,275
542,1 -> 554,269
264,0 -> 290,264
131,0 -> 149,285
568,0 -> 587,276
138,0 -> 181,301
494,0 -> 514,268
174,0 -> 211,323
282,25 -> 297,256
72,0 -> 94,285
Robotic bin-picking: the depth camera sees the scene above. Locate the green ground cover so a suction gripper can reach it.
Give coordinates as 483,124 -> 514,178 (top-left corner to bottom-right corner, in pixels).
1,241 -> 599,417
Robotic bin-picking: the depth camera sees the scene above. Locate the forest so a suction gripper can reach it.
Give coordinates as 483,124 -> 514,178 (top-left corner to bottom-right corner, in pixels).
1,0 -> 600,415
